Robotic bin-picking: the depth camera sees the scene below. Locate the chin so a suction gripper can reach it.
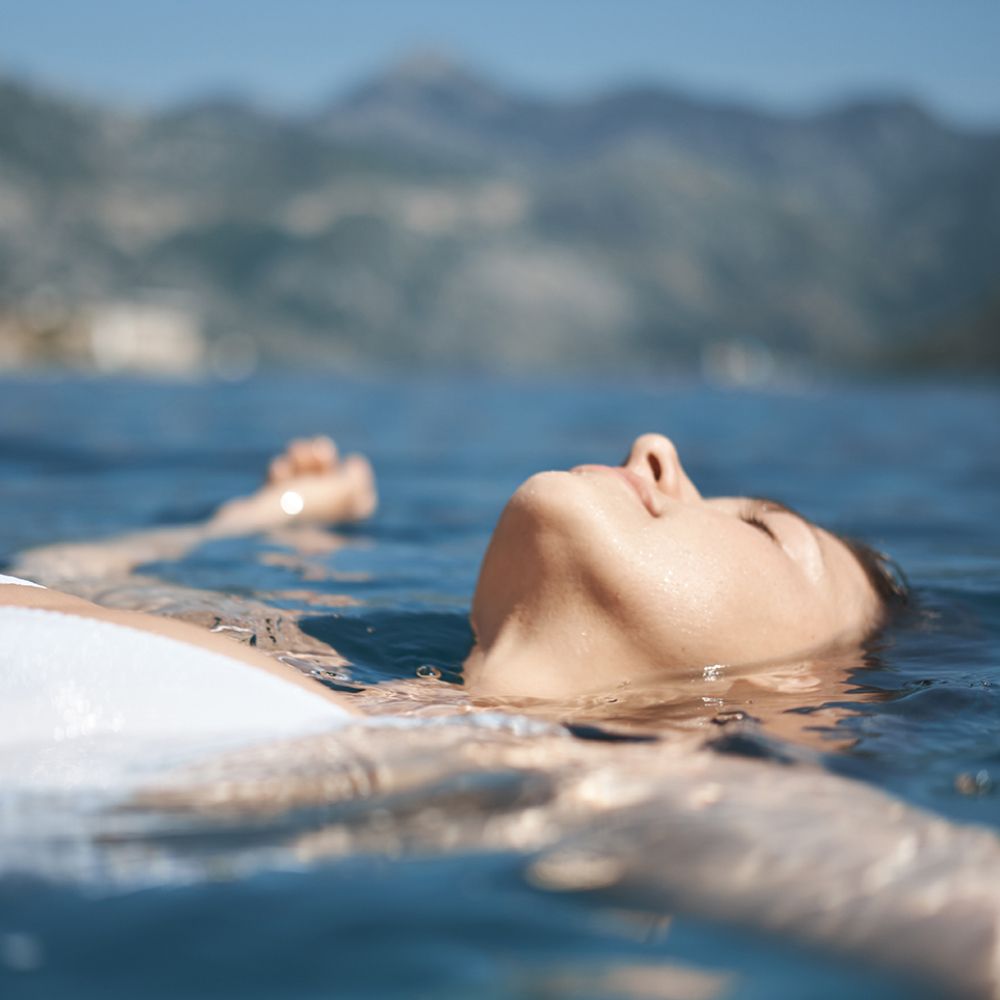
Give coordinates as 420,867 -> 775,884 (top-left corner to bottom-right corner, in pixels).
483,472 -> 589,581
477,470 -> 628,612
505,470 -> 576,523
504,470 -> 623,537
514,472 -> 624,572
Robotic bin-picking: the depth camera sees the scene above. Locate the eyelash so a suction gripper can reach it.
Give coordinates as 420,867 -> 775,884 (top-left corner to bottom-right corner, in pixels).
741,512 -> 777,542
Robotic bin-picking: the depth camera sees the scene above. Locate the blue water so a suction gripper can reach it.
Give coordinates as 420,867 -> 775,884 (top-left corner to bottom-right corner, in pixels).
0,373 -> 998,998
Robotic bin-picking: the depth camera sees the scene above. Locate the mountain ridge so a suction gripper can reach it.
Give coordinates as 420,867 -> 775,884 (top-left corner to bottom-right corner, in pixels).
0,55 -> 997,374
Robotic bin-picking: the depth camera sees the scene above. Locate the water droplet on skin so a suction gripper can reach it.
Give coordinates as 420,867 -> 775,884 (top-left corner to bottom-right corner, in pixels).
416,664 -> 442,679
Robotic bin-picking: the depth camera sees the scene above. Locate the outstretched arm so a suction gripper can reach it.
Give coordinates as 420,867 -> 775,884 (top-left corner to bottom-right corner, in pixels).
9,436 -> 377,588
1,436 -> 377,703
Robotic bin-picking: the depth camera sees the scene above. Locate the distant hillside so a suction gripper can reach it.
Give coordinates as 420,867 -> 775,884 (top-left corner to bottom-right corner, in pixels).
1,53 -> 998,374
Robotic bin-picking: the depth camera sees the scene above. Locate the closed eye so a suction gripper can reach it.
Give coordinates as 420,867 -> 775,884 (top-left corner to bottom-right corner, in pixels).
741,511 -> 777,542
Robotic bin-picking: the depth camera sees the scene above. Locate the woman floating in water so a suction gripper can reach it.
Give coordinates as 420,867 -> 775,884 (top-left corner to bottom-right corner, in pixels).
10,433 -> 1000,1000
467,432 -> 907,698
3,431 -> 906,710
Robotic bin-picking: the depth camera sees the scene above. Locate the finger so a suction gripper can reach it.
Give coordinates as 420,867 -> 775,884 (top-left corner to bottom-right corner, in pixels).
312,435 -> 339,470
289,438 -> 315,473
299,438 -> 327,475
268,455 -> 292,483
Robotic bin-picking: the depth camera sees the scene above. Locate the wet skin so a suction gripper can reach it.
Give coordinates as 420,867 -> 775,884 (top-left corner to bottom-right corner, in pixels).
466,434 -> 880,699
9,431 -> 879,714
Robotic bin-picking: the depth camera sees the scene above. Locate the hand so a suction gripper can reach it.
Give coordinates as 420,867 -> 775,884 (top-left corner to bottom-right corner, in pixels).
214,436 -> 377,531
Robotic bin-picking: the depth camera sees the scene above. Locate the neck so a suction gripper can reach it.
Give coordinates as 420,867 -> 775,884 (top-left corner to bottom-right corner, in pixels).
464,594 -> 660,700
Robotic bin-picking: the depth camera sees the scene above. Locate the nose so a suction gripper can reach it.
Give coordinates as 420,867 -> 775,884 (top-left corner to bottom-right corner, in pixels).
623,433 -> 702,501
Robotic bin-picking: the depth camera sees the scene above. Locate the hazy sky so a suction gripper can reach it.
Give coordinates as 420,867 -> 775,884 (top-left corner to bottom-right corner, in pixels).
1,0 -> 997,125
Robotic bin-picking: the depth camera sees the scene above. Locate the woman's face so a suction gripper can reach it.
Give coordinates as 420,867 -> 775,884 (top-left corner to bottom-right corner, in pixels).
467,434 -> 881,698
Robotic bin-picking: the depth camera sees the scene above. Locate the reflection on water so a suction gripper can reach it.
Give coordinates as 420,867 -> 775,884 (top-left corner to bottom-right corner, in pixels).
8,710 -> 985,997
1,853 -> 937,1000
466,646 -> 885,752
0,374 -> 997,999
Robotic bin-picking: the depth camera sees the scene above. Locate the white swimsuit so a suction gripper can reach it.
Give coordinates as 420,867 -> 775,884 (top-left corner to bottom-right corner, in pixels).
0,574 -> 351,793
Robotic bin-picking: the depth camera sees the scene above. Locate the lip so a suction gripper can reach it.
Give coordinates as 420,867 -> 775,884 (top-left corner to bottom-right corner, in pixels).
571,464 -> 662,516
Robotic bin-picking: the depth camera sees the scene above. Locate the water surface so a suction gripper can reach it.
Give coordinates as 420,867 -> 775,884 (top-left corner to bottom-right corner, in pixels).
0,373 -> 997,999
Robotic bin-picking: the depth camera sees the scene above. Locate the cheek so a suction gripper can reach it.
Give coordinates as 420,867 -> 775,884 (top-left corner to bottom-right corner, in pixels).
542,505 -> 735,646
604,530 -> 741,636
597,522 -> 817,658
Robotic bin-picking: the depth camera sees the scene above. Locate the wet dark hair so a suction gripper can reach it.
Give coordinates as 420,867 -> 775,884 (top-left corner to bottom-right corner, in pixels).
842,538 -> 911,623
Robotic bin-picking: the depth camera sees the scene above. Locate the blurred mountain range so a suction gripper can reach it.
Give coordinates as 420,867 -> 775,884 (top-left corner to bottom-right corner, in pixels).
1,53 -> 998,375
